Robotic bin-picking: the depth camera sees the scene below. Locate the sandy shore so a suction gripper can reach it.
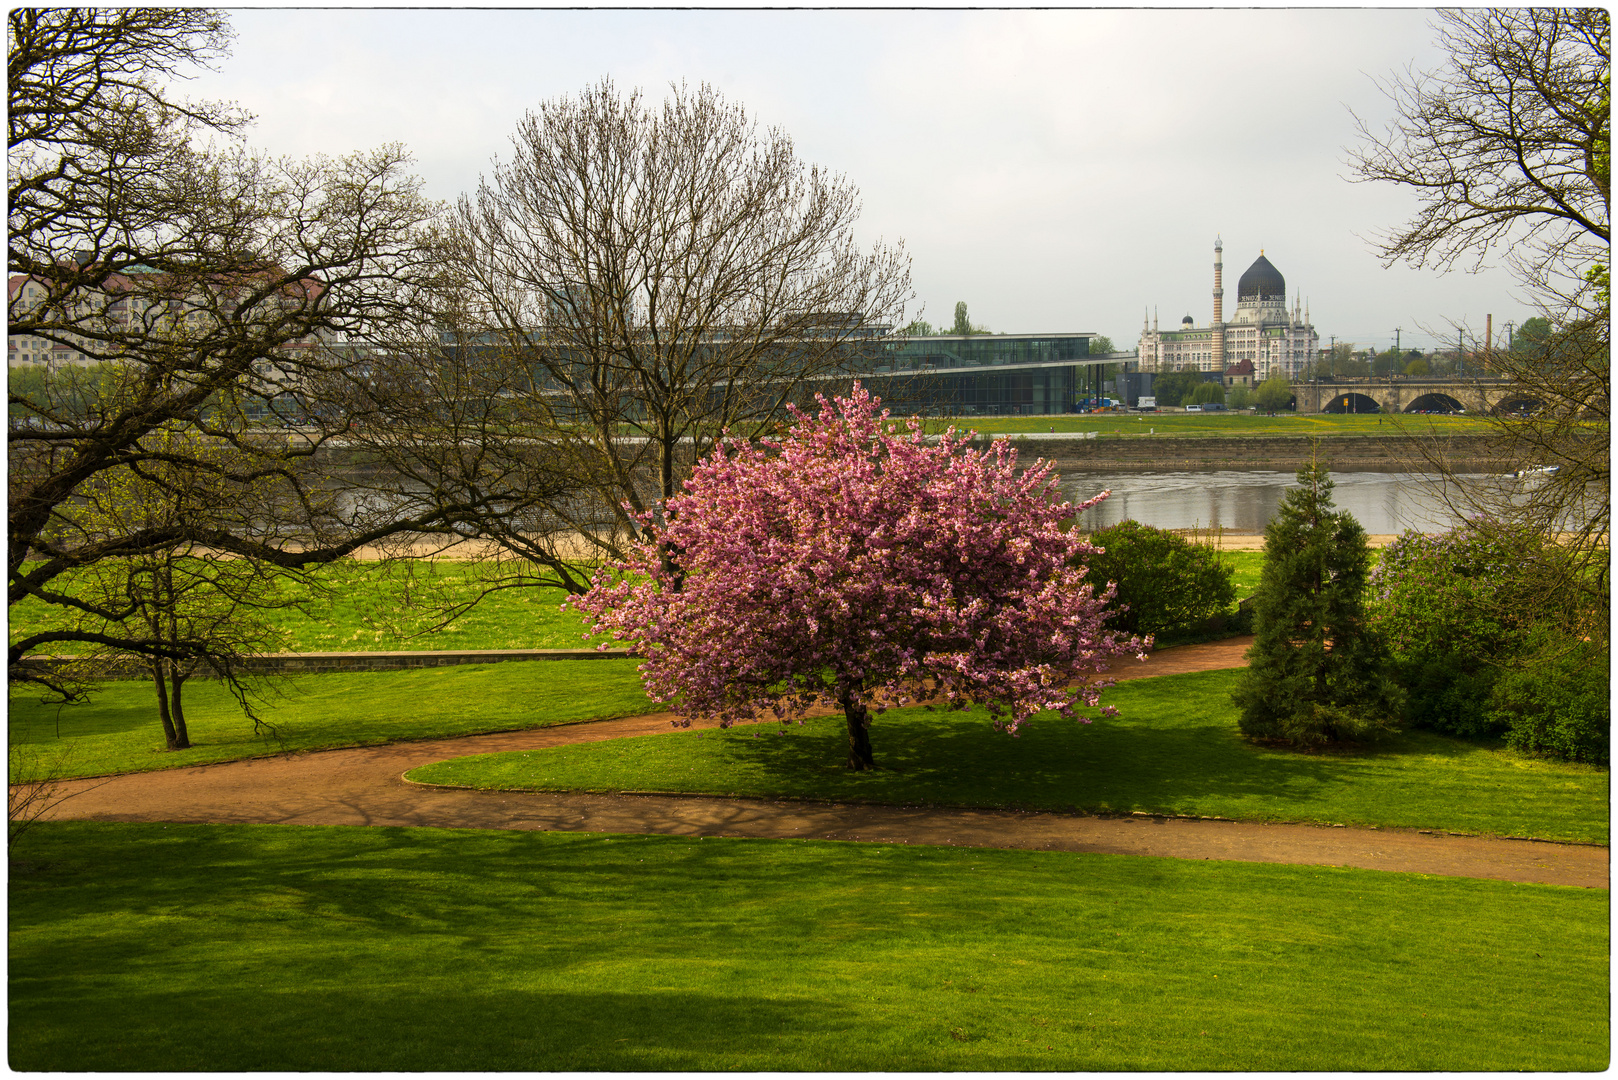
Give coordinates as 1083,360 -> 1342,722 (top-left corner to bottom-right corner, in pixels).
1203,533 -> 1399,550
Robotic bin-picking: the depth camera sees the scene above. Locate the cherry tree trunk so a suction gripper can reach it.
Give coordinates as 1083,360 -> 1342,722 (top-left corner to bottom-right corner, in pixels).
839,689 -> 876,771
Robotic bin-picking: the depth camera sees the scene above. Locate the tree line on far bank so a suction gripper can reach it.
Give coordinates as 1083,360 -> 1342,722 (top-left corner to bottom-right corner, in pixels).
1149,371 -> 1296,412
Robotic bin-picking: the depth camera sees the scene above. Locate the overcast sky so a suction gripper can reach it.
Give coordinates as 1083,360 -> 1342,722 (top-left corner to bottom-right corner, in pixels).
184,7 -> 1537,353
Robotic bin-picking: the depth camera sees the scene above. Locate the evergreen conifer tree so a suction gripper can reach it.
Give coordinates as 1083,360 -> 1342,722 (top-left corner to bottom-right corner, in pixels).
1232,453 -> 1403,745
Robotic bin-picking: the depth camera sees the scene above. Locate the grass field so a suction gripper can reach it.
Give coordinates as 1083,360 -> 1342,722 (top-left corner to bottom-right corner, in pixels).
926,412 -> 1492,438
6,547 -> 1264,784
11,546 -> 1266,658
8,559 -> 598,655
1219,549 -> 1264,599
8,821 -> 1607,1072
8,659 -> 658,780
408,669 -> 1609,844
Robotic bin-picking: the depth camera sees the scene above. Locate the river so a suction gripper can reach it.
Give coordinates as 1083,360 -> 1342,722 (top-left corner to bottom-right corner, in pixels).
331,464 -> 1486,540
1056,470 -> 1475,535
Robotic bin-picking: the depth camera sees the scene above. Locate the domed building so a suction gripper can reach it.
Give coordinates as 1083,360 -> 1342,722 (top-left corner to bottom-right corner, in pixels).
1136,237 -> 1319,381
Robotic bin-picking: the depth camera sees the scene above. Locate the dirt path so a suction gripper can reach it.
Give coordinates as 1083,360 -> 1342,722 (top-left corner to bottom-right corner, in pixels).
32,636 -> 1608,889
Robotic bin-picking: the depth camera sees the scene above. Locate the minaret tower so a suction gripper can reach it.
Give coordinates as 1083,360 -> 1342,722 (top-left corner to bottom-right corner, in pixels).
1212,235 -> 1226,370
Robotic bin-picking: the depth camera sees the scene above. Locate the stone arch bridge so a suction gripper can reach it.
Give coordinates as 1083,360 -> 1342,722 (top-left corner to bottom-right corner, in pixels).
1294,377 -> 1526,416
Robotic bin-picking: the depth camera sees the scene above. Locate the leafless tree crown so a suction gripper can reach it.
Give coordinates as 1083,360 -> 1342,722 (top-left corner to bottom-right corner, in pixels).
1348,8 -> 1609,289
7,10 -> 468,684
366,80 -> 913,589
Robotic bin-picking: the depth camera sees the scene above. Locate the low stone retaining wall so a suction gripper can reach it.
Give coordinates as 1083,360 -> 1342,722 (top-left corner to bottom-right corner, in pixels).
982,434 -> 1506,473
16,647 -> 635,681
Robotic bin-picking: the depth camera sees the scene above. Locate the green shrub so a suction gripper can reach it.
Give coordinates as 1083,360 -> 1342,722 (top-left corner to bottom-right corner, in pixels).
1084,521 -> 1236,641
1392,654 -> 1503,738
1231,458 -> 1402,746
1369,523 -> 1541,662
1191,380 -> 1226,405
1493,632 -> 1610,765
1368,522 -> 1568,740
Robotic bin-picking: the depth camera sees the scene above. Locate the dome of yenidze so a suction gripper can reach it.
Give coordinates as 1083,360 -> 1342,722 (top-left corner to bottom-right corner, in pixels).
1237,254 -> 1285,302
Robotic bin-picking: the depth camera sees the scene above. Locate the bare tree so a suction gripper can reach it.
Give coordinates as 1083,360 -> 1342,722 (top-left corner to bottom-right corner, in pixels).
47,432 -> 311,748
1348,9 -> 1608,292
1348,8 -> 1610,624
8,10 -> 497,687
370,80 -> 913,592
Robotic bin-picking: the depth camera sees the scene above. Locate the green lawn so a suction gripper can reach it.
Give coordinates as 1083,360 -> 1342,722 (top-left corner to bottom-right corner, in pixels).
9,821 -> 1607,1072
14,542 -> 1266,657
408,669 -> 1609,844
1220,549 -> 1264,599
8,659 -> 659,780
9,558 -> 597,654
929,412 -> 1492,438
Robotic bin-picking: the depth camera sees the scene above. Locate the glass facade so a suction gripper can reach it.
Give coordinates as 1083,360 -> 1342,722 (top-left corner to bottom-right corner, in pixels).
871,366 -> 1079,416
873,334 -> 1091,372
854,333 -> 1098,415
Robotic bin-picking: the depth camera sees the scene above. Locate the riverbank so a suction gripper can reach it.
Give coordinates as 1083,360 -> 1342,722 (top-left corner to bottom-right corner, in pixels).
997,433 -> 1505,473
1144,531 -> 1398,551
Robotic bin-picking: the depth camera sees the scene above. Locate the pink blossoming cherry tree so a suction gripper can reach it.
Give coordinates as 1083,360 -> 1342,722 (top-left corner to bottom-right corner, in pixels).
577,385 -> 1146,770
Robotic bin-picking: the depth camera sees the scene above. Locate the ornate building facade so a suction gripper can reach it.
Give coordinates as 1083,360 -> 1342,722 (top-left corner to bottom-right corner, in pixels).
1136,237 -> 1319,380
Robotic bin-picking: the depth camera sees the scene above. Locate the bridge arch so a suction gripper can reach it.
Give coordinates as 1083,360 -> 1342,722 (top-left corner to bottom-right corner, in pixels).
1403,392 -> 1465,414
1493,396 -> 1542,417
1323,392 -> 1383,414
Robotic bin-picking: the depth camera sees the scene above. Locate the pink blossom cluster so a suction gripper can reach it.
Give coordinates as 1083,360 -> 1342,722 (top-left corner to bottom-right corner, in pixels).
576,384 -> 1147,734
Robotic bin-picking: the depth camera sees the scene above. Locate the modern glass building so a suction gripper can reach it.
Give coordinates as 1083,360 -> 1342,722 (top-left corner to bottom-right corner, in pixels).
855,332 -> 1108,415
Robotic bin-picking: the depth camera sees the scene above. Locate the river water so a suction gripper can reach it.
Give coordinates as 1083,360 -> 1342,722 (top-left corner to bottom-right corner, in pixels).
1056,470 -> 1472,535
332,465 -> 1479,539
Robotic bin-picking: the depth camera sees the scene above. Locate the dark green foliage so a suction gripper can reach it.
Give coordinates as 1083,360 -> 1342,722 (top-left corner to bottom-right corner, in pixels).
1393,655 -> 1503,738
1493,631 -> 1610,765
1253,377 -> 1294,411
1085,521 -> 1236,641
1368,523 -> 1540,738
1511,316 -> 1553,357
1190,380 -> 1226,406
1369,522 -> 1608,761
1232,457 -> 1403,746
1151,371 -> 1200,407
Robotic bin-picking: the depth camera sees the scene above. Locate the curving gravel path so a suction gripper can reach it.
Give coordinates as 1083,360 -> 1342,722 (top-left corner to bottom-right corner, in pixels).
31,636 -> 1608,889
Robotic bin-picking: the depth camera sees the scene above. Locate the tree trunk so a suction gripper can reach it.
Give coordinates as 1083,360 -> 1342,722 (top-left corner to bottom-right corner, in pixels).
839,688 -> 876,771
168,664 -> 191,749
658,429 -> 686,591
152,662 -> 181,750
